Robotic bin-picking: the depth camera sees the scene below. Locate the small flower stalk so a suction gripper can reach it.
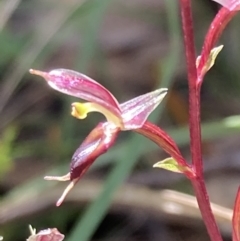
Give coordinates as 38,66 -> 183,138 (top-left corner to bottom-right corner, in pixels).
197,0 -> 240,85
30,68 -> 191,205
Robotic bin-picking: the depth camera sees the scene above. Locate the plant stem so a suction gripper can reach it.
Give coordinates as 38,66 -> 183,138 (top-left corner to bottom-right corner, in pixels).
179,1 -> 223,241
191,178 -> 223,241
136,121 -> 194,178
179,0 -> 202,176
197,7 -> 237,83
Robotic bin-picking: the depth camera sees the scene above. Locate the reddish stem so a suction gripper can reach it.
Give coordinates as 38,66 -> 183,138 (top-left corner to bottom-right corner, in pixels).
232,188 -> 240,241
180,0 -> 198,88
179,1 -> 223,241
191,178 -> 223,241
136,121 -> 194,179
179,0 -> 202,176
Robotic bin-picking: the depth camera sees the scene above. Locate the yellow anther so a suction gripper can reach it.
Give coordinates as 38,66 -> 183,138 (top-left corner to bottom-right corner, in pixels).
71,102 -> 91,119
71,102 -> 124,128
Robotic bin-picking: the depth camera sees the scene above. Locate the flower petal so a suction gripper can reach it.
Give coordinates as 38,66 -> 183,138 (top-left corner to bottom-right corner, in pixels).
27,227 -> 64,241
29,68 -> 122,120
70,122 -> 119,180
120,88 -> 167,130
212,0 -> 240,10
44,122 -> 120,206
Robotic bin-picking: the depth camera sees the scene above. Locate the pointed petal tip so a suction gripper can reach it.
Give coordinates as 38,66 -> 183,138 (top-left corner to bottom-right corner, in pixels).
160,88 -> 168,96
159,88 -> 168,100
56,180 -> 76,206
44,173 -> 70,181
29,69 -> 49,79
152,87 -> 168,98
44,175 -> 62,181
56,198 -> 63,207
153,163 -> 158,168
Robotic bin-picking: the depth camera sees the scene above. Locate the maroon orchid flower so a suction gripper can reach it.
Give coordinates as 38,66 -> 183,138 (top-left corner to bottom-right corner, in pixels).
30,68 -> 192,206
27,226 -> 64,241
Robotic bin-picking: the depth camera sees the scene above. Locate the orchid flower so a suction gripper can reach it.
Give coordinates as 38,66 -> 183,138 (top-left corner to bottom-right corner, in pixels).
30,68 -> 191,206
27,226 -> 64,241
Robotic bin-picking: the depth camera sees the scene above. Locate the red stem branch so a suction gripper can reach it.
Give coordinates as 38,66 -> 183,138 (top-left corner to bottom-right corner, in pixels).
197,7 -> 237,83
136,121 -> 194,179
179,0 -> 202,176
191,179 -> 223,241
179,1 -> 224,241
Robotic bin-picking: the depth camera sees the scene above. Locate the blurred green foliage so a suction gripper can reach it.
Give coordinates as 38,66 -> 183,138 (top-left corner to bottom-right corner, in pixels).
0,126 -> 17,177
